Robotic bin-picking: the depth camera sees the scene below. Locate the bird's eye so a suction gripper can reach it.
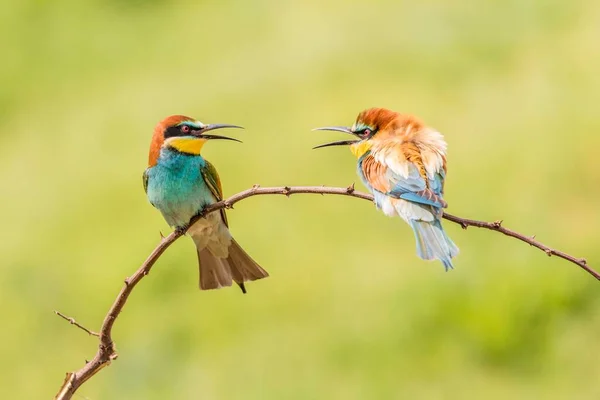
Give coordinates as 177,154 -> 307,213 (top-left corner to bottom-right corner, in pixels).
361,128 -> 371,137
180,125 -> 190,133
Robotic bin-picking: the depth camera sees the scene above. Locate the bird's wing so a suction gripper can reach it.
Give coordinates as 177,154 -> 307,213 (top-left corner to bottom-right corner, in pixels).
200,160 -> 229,226
360,153 -> 447,208
142,169 -> 149,194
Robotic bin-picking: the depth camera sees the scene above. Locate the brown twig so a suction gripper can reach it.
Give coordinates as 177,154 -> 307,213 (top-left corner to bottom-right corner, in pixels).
441,214 -> 598,279
54,311 -> 99,337
54,184 -> 599,399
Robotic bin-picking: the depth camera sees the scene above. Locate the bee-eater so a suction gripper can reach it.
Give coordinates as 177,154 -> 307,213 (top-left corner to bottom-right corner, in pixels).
143,115 -> 269,292
314,108 -> 458,270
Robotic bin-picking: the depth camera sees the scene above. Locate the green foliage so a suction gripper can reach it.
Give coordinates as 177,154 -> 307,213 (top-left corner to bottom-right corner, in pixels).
1,0 -> 599,398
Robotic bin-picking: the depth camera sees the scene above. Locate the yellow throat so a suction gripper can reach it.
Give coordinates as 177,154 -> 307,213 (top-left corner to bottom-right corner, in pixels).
350,141 -> 372,158
166,137 -> 207,155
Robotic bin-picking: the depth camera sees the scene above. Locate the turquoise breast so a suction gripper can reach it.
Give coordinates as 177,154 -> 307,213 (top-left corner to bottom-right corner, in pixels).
146,148 -> 215,228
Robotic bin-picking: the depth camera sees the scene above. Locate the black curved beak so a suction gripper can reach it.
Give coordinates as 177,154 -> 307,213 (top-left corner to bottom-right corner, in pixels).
312,126 -> 359,149
197,124 -> 244,143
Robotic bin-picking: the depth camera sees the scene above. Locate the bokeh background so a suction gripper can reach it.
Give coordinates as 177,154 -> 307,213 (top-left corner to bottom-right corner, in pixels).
2,0 -> 599,398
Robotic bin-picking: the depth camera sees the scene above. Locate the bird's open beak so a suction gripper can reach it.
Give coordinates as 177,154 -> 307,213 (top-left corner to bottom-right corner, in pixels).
312,126 -> 359,149
197,124 -> 244,143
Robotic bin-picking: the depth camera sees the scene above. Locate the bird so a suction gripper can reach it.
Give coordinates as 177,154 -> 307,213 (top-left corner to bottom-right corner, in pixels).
313,107 -> 458,270
143,115 -> 269,292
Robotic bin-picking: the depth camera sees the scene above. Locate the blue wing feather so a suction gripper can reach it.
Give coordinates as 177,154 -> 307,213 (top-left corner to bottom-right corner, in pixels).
398,192 -> 441,207
387,163 -> 426,195
387,164 -> 446,208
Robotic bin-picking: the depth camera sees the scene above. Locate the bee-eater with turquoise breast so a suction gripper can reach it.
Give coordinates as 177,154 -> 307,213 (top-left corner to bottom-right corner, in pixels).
143,115 -> 269,292
314,108 -> 458,270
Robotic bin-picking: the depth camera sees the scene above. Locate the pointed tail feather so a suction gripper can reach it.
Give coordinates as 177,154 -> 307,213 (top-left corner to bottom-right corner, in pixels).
197,248 -> 233,290
227,238 -> 269,293
410,219 -> 459,270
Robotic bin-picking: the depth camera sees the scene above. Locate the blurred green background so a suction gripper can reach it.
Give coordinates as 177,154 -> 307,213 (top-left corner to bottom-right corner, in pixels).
2,0 -> 599,398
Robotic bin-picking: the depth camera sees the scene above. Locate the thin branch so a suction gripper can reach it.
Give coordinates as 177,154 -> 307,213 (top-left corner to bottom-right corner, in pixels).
54,184 -> 599,399
54,311 -> 99,337
441,214 -> 597,279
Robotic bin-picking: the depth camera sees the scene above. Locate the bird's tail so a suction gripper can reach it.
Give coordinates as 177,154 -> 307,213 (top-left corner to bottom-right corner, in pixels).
226,238 -> 269,293
410,219 -> 459,270
197,248 -> 233,291
196,238 -> 268,293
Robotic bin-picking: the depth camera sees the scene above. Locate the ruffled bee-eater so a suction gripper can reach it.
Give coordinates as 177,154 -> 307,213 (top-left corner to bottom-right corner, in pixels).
314,108 -> 458,270
143,115 -> 269,292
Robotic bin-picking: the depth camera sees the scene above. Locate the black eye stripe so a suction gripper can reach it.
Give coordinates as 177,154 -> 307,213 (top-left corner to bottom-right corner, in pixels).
164,125 -> 181,139
164,124 -> 198,138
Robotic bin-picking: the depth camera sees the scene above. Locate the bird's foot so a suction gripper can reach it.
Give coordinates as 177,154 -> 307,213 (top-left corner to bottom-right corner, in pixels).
174,224 -> 189,236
